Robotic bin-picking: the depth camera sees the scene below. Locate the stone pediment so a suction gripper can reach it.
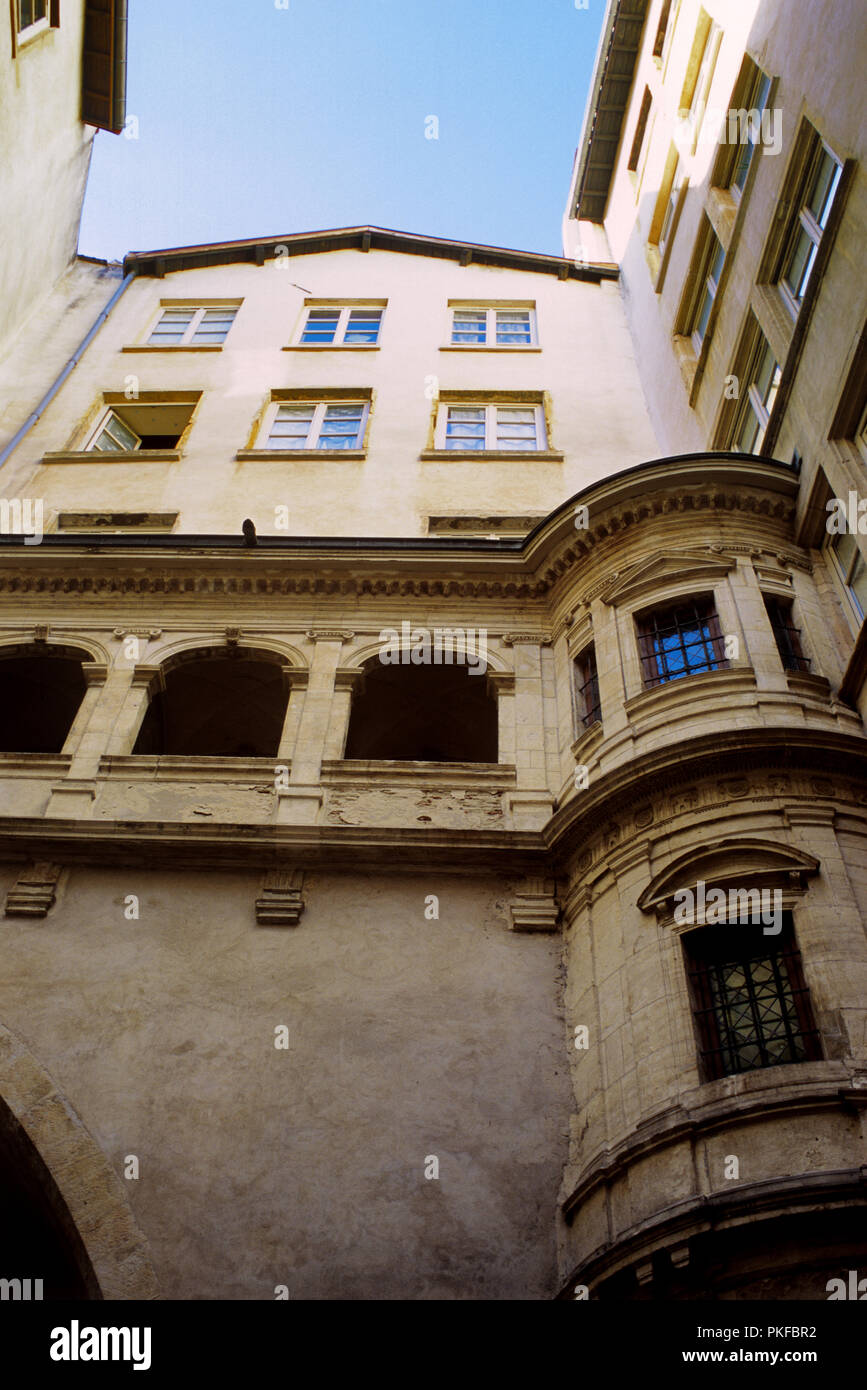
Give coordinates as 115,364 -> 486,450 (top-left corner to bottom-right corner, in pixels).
599,549 -> 736,607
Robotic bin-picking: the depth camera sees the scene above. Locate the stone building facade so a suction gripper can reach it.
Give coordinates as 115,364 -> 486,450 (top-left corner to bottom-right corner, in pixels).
0,0 -> 865,1303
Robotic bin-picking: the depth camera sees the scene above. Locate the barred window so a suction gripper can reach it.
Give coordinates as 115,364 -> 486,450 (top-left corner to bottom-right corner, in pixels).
573,646 -> 601,730
763,595 -> 810,672
683,914 -> 822,1081
636,598 -> 728,687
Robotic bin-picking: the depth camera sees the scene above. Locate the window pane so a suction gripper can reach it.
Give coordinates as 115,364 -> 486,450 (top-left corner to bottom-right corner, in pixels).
783,225 -> 815,302
496,311 -> 531,344
191,309 -> 236,344
148,309 -> 195,344
496,407 -> 538,449
318,405 -> 364,448
445,407 -> 486,448
452,311 -> 487,344
300,310 -> 340,343
809,149 -> 842,228
93,413 -> 139,452
850,552 -> 867,619
343,309 -> 382,344
268,406 -> 314,448
694,286 -> 713,343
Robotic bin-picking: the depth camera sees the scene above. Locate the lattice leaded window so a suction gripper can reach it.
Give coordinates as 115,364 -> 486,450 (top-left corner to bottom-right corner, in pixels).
636,598 -> 728,687
683,916 -> 822,1081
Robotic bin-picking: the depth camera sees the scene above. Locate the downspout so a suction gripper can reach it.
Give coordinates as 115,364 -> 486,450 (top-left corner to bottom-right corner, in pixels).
0,269 -> 137,470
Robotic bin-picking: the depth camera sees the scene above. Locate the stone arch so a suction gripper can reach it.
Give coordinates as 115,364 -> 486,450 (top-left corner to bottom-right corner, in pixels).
132,642 -> 295,757
0,1021 -> 158,1299
0,640 -> 96,753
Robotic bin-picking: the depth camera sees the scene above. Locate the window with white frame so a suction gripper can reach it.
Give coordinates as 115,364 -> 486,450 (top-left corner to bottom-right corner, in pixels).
777,134 -> 843,316
147,306 -> 238,347
437,402 -> 546,452
298,306 -> 383,345
450,307 -> 536,347
84,397 -> 199,452
265,401 -> 369,451
730,330 -> 781,452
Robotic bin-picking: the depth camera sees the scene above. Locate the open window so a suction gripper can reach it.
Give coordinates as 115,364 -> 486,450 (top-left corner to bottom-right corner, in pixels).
84,394 -> 200,454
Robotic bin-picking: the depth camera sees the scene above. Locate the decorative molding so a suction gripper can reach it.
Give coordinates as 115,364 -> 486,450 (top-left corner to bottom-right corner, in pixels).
255,867 -> 305,927
33,624 -> 49,643
5,862 -> 62,919
508,877 -> 560,933
306,630 -> 354,643
599,549 -> 737,608
113,628 -> 162,640
502,632 -> 552,646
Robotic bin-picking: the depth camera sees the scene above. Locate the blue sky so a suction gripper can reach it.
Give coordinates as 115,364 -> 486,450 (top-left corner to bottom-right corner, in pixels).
79,0 -> 604,262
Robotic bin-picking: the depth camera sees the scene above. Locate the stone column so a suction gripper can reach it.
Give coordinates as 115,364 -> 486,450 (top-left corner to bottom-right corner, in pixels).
502,632 -> 554,829
104,665 -> 164,756
275,631 -> 351,824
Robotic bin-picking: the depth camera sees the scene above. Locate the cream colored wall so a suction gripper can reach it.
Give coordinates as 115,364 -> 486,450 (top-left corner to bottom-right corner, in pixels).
0,259 -> 124,450
0,5 -> 96,358
0,248 -> 659,533
565,0 -> 867,524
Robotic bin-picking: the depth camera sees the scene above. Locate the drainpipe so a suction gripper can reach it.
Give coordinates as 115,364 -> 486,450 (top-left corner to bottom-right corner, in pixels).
0,270 -> 137,470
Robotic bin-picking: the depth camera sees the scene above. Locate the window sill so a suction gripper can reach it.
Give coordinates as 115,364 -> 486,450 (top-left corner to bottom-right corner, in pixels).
16,18 -> 51,49
705,185 -> 738,251
122,344 -> 222,353
236,448 -> 366,461
672,334 -> 699,394
419,449 -> 564,462
282,344 -> 380,351
749,283 -> 795,373
42,450 -> 181,464
98,755 -> 285,781
321,759 -> 516,787
438,345 -> 541,353
569,719 -> 603,762
624,665 -> 755,716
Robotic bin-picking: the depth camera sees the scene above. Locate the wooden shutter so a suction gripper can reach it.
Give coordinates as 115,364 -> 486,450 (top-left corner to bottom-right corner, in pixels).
82,0 -> 127,133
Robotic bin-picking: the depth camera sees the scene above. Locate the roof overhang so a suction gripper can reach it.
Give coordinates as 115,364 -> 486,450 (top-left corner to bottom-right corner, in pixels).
121,225 -> 619,282
565,0 -> 648,225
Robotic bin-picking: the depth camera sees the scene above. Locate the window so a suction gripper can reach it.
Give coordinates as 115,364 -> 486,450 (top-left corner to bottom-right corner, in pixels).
16,1 -> 47,32
627,88 -> 653,173
266,401 -> 368,451
724,64 -> 773,198
450,307 -> 536,346
84,396 -> 199,453
438,403 -> 545,452
344,661 -> 497,763
652,0 -> 673,59
658,154 -> 684,256
731,330 -> 781,452
681,15 -> 722,149
636,598 -> 728,687
298,306 -> 383,345
763,595 -> 810,672
777,136 -> 843,315
684,914 -> 822,1081
685,222 -> 725,353
147,306 -> 237,347
828,527 -> 867,624
573,647 -> 601,730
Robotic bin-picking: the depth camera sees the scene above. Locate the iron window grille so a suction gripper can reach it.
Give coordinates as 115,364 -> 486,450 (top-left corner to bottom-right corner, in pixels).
636,599 -> 728,687
684,914 -> 822,1081
763,595 -> 810,672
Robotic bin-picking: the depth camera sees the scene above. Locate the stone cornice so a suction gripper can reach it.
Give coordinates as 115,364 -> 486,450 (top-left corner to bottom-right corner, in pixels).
0,457 -> 802,603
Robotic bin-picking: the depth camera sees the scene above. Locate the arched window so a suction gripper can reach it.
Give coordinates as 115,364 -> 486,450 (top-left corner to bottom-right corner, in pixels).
133,649 -> 290,757
344,661 -> 498,762
0,645 -> 89,752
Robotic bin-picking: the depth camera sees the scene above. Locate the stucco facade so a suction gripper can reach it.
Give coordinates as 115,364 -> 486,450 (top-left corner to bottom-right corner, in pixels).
1,0 -> 866,1305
